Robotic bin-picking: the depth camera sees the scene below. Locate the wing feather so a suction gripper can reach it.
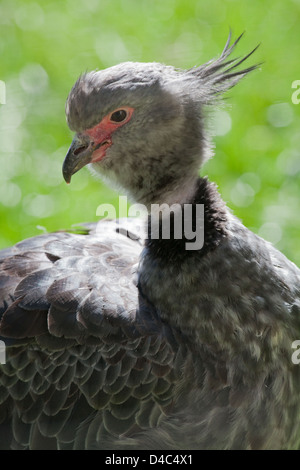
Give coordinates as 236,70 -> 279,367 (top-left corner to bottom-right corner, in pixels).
0,219 -> 186,449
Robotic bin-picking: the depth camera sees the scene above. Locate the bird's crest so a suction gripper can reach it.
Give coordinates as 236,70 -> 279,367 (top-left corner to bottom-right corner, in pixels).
179,32 -> 260,104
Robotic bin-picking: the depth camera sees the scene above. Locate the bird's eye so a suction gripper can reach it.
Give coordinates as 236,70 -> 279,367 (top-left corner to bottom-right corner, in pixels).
110,109 -> 128,123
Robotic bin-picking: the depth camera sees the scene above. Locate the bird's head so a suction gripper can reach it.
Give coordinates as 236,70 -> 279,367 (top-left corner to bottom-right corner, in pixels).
63,33 -> 258,207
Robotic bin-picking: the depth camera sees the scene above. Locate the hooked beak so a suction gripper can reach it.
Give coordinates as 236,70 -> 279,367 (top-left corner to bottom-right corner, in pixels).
62,135 -> 94,183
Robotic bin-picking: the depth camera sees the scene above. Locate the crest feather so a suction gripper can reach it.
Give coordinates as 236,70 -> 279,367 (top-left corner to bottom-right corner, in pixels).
184,32 -> 261,103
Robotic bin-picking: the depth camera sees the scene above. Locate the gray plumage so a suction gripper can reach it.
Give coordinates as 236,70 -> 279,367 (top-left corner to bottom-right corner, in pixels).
1,34 -> 300,450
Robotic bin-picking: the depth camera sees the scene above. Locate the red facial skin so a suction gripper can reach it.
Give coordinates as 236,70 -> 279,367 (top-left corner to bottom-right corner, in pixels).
84,106 -> 134,163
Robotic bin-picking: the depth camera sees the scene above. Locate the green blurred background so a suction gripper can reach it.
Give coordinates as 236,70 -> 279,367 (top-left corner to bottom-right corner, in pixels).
0,0 -> 299,264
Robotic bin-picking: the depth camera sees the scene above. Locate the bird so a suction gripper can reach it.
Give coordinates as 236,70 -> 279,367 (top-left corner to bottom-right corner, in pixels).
1,32 -> 300,450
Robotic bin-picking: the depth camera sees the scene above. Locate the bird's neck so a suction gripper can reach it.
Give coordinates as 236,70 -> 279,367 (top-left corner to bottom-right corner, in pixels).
144,176 -> 228,262
138,174 -> 229,343
138,176 -> 229,344
146,176 -> 199,207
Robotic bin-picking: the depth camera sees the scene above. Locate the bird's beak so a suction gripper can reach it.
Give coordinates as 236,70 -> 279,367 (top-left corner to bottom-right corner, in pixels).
62,134 -> 94,183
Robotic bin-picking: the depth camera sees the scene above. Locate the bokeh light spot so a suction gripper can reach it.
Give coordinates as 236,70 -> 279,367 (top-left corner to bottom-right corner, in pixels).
267,103 -> 294,128
258,222 -> 282,245
14,3 -> 44,31
19,64 -> 48,95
